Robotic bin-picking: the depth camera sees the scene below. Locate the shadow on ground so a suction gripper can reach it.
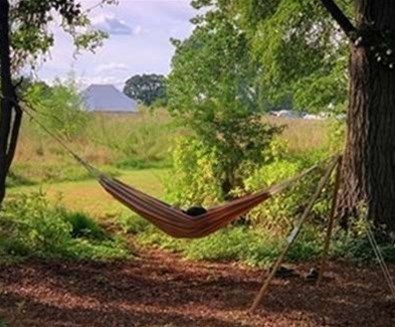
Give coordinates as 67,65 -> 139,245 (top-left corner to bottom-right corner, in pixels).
0,250 -> 394,327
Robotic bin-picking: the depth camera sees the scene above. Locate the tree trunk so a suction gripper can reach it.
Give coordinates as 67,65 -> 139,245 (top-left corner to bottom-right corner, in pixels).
339,0 -> 395,232
0,0 -> 22,205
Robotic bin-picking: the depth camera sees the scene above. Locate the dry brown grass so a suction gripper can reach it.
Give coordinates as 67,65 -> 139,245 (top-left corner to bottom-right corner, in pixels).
14,111 -> 330,170
264,117 -> 330,153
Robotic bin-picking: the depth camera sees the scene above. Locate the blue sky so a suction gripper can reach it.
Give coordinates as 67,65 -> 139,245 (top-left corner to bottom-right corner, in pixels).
36,0 -> 197,89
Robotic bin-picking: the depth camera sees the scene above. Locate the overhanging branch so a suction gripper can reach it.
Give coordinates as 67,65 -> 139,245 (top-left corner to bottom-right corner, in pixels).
319,0 -> 357,39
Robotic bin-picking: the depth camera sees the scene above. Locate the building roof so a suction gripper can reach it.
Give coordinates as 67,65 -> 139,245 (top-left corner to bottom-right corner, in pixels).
82,84 -> 138,113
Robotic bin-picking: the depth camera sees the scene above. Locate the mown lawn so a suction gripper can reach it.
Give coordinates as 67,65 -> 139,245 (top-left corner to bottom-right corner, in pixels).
7,168 -> 167,219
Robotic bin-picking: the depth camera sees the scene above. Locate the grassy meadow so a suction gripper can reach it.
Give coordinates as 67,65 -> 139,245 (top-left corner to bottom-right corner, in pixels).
2,109 -> 357,265
4,108 -> 391,266
10,109 -> 331,187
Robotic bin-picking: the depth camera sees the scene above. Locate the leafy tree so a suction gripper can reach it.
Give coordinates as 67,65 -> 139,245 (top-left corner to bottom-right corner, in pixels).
123,74 -> 167,106
0,0 -> 114,204
195,0 -> 395,231
26,78 -> 90,141
167,7 -> 282,200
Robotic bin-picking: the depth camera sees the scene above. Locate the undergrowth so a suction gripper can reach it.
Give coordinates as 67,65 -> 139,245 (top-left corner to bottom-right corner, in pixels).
119,213 -> 395,266
0,191 -> 128,262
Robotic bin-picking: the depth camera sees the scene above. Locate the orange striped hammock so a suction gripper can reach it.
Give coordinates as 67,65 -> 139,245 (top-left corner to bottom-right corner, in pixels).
99,164 -> 319,239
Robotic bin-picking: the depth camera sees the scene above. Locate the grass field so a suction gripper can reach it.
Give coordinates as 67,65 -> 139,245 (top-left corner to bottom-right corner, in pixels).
8,112 -> 332,217
7,111 -> 335,231
8,168 -> 166,219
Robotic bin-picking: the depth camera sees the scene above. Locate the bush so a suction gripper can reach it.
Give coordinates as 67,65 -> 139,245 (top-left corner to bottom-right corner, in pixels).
117,213 -> 150,234
136,224 -> 325,267
63,211 -> 108,240
243,150 -> 331,231
164,136 -> 223,207
25,78 -> 90,141
331,217 -> 395,263
0,191 -> 128,261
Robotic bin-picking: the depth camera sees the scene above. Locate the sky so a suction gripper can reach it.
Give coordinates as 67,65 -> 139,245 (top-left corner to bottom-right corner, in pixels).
36,0 -> 197,89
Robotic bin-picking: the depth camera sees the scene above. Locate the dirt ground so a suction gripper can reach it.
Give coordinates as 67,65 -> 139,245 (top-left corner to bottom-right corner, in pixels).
0,249 -> 394,327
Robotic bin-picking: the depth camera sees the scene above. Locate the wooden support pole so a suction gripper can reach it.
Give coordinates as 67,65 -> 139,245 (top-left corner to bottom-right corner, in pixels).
317,156 -> 343,285
249,157 -> 339,313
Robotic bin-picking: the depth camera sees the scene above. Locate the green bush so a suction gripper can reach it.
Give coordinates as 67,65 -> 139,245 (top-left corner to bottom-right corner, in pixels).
164,136 -> 223,207
25,78 -> 90,141
117,213 -> 150,234
0,191 -> 128,260
331,217 -> 395,263
243,150 -> 331,230
136,224 -> 325,267
63,211 -> 108,240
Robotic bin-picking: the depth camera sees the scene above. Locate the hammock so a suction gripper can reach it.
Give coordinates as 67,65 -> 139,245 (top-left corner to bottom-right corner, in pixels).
98,164 -> 318,239
8,99 -> 325,239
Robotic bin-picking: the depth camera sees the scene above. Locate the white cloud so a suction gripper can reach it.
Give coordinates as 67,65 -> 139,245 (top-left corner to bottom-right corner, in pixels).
80,75 -> 126,89
95,62 -> 129,73
91,13 -> 133,35
36,1 -> 199,86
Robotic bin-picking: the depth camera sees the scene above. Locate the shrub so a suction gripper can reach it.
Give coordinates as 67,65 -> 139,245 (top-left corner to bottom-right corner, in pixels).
243,150 -> 332,231
25,78 -> 90,141
63,211 -> 108,240
164,136 -> 223,207
136,224 -> 325,267
117,213 -> 150,234
0,191 -> 128,260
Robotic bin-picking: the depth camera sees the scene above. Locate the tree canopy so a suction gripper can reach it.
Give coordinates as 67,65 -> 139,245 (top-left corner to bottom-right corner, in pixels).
9,0 -> 115,71
190,0 -> 352,112
123,74 -> 167,106
167,3 -> 281,198
0,0 -> 114,204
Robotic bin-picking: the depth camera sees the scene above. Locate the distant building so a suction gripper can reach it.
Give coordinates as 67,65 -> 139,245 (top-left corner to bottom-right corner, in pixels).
82,84 -> 138,113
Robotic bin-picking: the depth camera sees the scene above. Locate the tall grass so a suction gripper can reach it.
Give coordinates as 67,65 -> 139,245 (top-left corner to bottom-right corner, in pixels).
264,116 -> 331,153
10,108 -> 178,185
10,108 -> 333,187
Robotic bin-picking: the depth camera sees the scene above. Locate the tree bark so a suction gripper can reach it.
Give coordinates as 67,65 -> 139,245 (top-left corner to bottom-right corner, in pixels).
0,0 -> 22,205
339,0 -> 395,232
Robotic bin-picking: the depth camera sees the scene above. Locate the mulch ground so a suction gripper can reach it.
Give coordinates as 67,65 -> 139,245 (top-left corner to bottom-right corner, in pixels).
0,249 -> 394,327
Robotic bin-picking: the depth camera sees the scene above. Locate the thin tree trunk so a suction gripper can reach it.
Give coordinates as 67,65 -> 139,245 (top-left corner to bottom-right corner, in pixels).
339,0 -> 395,232
0,0 -> 21,205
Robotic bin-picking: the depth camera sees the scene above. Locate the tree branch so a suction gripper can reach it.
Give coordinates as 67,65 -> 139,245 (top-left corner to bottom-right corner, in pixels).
6,100 -> 23,171
319,0 -> 357,39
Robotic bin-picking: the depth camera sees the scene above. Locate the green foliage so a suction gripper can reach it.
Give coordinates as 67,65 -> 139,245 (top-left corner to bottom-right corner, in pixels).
0,191 -> 128,260
165,137 -> 223,207
117,214 -> 150,235
25,78 -> 90,141
243,150 -> 330,229
331,217 -> 395,263
123,74 -> 167,106
328,117 -> 346,153
136,224 -> 325,267
168,12 -> 282,200
10,0 -> 115,69
63,211 -> 108,240
191,0 -> 351,112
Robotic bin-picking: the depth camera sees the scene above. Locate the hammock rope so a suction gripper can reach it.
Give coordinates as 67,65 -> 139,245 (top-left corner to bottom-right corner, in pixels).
6,99 -> 338,238
364,216 -> 395,298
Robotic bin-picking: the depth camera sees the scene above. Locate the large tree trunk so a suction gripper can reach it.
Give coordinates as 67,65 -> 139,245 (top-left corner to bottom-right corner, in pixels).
0,0 -> 22,205
339,0 -> 395,232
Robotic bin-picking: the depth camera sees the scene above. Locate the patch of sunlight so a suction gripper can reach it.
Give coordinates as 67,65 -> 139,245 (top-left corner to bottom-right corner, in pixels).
7,168 -> 167,219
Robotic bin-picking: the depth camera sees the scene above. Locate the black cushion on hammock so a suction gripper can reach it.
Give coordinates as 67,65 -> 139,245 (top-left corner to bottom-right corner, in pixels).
183,206 -> 208,216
